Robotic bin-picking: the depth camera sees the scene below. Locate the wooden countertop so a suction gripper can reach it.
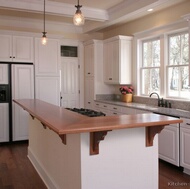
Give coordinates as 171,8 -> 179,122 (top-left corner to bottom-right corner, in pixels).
13,99 -> 182,134
13,99 -> 183,155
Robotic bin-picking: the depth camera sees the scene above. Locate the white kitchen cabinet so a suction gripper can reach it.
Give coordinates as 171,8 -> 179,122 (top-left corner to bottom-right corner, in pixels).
84,77 -> 94,109
0,103 -> 9,142
158,123 -> 180,166
0,64 -> 8,84
180,118 -> 190,173
35,76 -> 60,106
12,64 -> 34,141
84,43 -> 94,77
0,35 -> 34,62
103,35 -> 133,84
35,38 -> 60,76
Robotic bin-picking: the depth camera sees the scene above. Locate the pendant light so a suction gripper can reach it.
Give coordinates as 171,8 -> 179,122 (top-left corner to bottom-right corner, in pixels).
41,0 -> 47,45
73,0 -> 85,26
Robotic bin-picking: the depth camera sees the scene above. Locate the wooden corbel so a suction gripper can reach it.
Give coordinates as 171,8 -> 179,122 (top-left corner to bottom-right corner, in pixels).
146,125 -> 165,147
59,134 -> 66,145
41,122 -> 47,129
90,130 -> 111,155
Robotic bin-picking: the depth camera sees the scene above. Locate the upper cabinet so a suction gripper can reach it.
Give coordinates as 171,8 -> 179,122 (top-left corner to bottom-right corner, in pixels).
103,35 -> 133,84
84,40 -> 96,77
35,38 -> 60,76
0,35 -> 34,62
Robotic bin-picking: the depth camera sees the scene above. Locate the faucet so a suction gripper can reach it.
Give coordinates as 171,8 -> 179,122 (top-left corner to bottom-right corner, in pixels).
149,92 -> 161,107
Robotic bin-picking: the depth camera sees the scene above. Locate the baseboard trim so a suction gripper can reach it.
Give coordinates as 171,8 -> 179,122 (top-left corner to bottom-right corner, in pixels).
28,147 -> 59,189
183,168 -> 190,175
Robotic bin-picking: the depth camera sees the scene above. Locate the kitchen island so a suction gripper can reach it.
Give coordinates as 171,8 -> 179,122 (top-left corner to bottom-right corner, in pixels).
14,99 -> 182,189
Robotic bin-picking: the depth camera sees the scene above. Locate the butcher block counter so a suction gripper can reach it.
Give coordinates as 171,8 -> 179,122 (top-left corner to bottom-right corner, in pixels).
13,99 -> 182,189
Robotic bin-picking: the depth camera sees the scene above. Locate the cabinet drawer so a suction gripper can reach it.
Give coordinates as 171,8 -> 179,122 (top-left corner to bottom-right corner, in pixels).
180,118 -> 190,129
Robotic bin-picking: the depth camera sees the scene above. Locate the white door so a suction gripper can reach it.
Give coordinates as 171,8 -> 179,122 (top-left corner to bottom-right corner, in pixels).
61,57 -> 79,108
0,64 -> 8,84
12,64 -> 34,141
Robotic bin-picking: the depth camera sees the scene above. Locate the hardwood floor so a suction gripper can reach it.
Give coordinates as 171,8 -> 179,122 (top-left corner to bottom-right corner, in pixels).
0,141 -> 47,189
0,142 -> 190,189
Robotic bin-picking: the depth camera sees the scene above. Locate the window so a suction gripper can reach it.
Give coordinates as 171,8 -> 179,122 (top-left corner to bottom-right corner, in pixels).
139,30 -> 189,99
141,38 -> 160,95
167,32 -> 189,98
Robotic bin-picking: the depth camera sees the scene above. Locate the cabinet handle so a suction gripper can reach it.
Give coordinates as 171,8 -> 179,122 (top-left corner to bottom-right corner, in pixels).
186,123 -> 190,125
113,107 -> 117,110
103,105 -> 107,108
13,57 -> 15,58
109,78 -> 112,80
88,73 -> 90,74
96,104 -> 99,106
88,102 -> 91,104
113,113 -> 117,115
10,56 -> 12,58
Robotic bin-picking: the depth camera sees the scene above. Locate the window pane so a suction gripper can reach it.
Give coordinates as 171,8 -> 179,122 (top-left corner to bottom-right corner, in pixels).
142,68 -> 160,95
169,33 -> 189,65
143,39 -> 160,67
168,66 -> 189,98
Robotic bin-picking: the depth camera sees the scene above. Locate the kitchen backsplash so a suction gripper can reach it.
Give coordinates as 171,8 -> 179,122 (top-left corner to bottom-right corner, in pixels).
96,94 -> 190,111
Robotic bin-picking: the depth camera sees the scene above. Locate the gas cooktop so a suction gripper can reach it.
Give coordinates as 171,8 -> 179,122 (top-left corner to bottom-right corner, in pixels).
65,108 -> 105,117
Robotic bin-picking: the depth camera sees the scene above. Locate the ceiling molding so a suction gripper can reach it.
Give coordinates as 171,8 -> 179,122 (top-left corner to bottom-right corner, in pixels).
0,0 -> 108,21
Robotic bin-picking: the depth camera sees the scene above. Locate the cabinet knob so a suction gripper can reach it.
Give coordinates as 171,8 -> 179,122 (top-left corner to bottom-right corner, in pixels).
186,123 -> 190,126
88,73 -> 90,74
103,105 -> 107,107
10,56 -> 12,58
109,78 -> 112,80
88,102 -> 91,104
13,57 -> 15,58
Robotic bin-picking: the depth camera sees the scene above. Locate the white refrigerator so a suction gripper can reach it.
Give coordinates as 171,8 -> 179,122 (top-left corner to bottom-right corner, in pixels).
0,63 -> 34,142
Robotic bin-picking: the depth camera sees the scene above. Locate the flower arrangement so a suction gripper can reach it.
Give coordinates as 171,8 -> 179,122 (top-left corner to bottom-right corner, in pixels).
119,86 -> 134,95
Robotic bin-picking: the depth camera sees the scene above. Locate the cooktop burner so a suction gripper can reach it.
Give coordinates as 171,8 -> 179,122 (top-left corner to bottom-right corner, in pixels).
65,108 -> 106,117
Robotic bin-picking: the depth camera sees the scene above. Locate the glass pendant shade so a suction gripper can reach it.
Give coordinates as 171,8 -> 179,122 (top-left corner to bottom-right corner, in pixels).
73,9 -> 85,26
41,32 -> 47,45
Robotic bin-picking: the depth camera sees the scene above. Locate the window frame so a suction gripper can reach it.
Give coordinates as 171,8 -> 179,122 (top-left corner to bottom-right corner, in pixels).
136,27 -> 189,100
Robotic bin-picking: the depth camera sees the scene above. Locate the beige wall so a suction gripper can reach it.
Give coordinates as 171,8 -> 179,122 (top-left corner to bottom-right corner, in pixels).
102,0 -> 190,39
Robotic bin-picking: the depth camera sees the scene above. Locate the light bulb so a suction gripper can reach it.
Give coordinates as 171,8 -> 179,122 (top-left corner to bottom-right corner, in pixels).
73,9 -> 85,26
41,32 -> 47,45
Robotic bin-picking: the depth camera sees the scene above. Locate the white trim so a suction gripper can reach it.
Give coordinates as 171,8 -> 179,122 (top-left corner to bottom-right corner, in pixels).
183,168 -> 190,175
134,20 -> 188,39
28,147 -> 60,189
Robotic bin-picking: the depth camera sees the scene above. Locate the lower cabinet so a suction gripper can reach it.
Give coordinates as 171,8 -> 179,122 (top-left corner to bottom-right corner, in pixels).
158,124 -> 180,166
180,118 -> 190,172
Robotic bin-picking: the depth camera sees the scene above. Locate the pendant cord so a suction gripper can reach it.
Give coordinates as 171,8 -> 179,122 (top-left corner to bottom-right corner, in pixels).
43,0 -> 45,33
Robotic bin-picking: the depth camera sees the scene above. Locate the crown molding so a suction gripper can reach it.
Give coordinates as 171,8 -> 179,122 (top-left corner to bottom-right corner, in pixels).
0,0 -> 108,21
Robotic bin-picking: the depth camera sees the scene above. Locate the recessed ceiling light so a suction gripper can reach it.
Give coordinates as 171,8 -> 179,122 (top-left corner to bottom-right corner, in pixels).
147,8 -> 153,12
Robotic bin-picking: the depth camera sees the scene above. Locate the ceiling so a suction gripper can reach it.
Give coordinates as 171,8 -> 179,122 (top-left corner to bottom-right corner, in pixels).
0,0 -> 187,33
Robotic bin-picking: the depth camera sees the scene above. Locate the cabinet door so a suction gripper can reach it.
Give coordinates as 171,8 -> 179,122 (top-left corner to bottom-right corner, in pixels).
0,35 -> 12,61
35,76 -> 60,106
158,124 -> 179,166
84,77 -> 94,109
0,103 -> 9,142
180,118 -> 190,170
84,44 -> 94,76
12,64 -> 34,141
35,38 -> 60,76
0,64 -> 8,84
13,36 -> 34,62
104,41 -> 119,84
